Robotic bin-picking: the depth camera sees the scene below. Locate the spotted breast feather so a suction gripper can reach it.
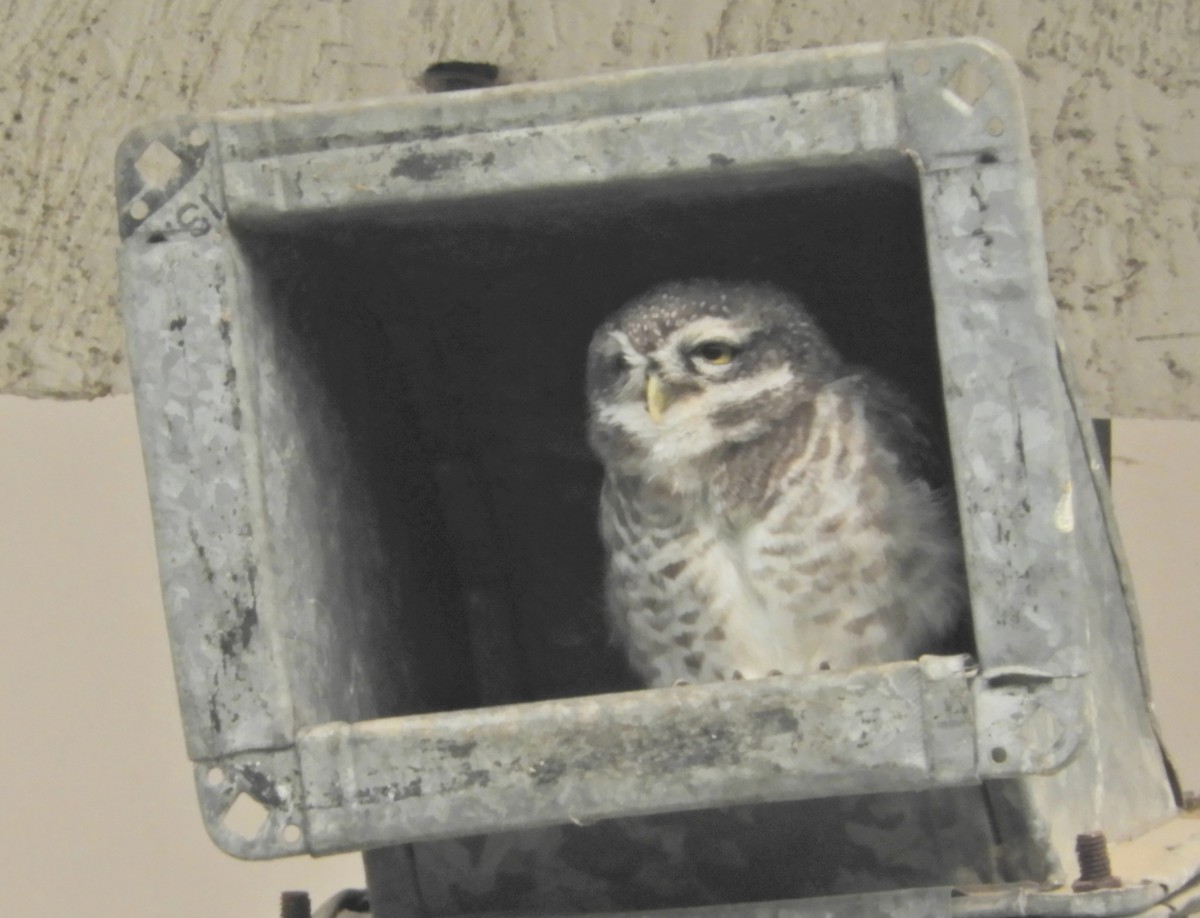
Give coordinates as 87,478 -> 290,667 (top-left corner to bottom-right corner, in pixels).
586,279 -> 965,688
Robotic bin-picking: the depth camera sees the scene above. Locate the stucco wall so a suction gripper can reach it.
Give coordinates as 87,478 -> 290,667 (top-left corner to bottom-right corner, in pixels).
4,0 -> 1199,415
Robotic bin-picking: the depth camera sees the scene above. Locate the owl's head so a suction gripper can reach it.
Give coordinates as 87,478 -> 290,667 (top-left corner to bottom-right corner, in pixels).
586,280 -> 842,473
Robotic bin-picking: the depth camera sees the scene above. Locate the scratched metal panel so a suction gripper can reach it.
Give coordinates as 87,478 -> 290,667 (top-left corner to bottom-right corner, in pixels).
216,44 -> 896,224
218,88 -> 898,227
117,191 -> 293,760
895,50 -> 1086,678
294,659 -> 996,852
116,125 -> 478,766
468,887 -> 956,918
232,230 -> 479,730
892,40 -> 1176,879
398,818 -> 1200,915
975,350 -> 1177,882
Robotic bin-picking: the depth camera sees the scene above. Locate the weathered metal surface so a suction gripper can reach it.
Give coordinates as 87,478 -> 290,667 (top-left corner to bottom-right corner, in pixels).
974,346 -> 1177,884
946,880 -> 1171,917
395,817 -> 1200,917
192,747 -> 305,859
942,817 -> 1200,915
116,37 -> 1183,916
182,653 -> 1080,862
458,887 -> 956,918
897,40 -> 1176,881
408,787 -> 998,913
119,226 -> 294,760
292,657 -> 1082,854
216,60 -> 899,225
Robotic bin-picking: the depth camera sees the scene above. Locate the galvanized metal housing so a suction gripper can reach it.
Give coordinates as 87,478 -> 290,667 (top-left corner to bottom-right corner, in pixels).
117,38 -> 1192,916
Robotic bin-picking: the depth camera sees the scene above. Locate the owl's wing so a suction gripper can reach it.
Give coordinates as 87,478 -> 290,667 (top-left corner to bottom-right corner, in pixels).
840,366 -> 948,489
841,367 -> 971,659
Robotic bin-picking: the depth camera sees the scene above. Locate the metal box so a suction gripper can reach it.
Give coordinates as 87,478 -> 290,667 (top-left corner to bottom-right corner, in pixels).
117,38 -> 1197,916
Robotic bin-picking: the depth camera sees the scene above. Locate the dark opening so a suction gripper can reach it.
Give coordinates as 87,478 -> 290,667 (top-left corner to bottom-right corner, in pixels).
233,155 -> 992,913
235,155 -> 960,720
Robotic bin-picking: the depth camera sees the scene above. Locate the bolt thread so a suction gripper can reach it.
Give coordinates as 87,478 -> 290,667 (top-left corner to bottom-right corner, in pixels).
281,891 -> 312,918
1075,832 -> 1113,880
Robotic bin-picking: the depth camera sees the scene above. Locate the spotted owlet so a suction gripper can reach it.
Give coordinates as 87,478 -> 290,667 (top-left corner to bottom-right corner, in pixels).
586,279 -> 965,686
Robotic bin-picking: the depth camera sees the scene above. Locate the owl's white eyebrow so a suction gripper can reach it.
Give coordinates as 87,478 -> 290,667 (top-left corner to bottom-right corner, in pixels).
672,318 -> 751,348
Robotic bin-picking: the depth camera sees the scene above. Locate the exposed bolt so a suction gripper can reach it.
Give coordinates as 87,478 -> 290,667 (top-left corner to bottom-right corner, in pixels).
1072,831 -> 1121,892
421,61 -> 501,92
281,890 -> 312,918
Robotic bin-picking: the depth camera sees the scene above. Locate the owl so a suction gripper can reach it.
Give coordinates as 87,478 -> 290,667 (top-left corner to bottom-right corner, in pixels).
586,279 -> 965,687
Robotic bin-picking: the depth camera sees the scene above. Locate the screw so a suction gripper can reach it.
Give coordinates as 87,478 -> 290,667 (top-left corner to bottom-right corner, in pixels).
1072,831 -> 1121,892
281,891 -> 312,918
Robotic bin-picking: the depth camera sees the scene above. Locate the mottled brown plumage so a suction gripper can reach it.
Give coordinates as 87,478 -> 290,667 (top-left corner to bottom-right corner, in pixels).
586,279 -> 964,687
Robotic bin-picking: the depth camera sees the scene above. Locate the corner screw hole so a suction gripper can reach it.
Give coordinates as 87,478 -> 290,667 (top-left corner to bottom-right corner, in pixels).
991,746 -> 1008,764
223,792 -> 270,839
945,60 -> 992,108
206,766 -> 225,786
912,56 -> 932,76
987,117 -> 1006,136
282,824 -> 302,844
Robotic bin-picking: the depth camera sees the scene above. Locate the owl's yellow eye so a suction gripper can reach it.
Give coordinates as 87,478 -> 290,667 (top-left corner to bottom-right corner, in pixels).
692,341 -> 737,365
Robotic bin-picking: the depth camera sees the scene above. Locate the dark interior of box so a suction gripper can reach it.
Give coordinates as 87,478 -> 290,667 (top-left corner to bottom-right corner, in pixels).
236,156 -> 965,720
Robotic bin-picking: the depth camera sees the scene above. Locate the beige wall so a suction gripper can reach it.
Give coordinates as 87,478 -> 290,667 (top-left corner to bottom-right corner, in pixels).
0,395 -> 364,918
3,0 -> 1199,416
2,396 -> 1198,917
1112,419 -> 1200,793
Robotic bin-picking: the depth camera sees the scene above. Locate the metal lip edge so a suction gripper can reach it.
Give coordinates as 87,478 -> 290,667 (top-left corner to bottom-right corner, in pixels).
216,92 -> 908,226
203,37 -> 1018,163
218,150 -> 917,236
113,37 -> 1021,233
207,39 -> 899,162
208,42 -> 1023,227
187,656 -> 1089,859
297,653 -> 970,738
289,658 -> 1084,846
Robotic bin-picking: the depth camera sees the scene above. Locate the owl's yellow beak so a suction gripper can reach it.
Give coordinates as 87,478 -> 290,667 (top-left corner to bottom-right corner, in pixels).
645,372 -> 668,423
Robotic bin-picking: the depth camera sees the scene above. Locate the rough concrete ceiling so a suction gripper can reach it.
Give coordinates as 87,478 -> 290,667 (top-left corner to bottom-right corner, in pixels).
3,0 -> 1198,416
